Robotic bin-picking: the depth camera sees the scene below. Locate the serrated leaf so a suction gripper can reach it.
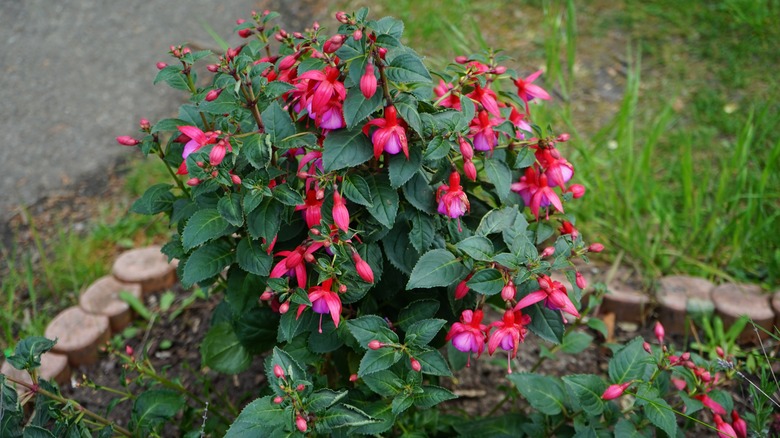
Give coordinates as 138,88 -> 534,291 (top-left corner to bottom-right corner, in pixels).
225,396 -> 285,437
343,174 -> 373,207
218,194 -> 244,227
316,404 -> 377,432
182,209 -> 230,250
352,402 -> 395,435
414,385 -> 456,408
394,94 -> 423,136
307,389 -> 348,412
6,337 -> 56,371
131,184 -> 175,215
388,146 -> 422,188
483,157 -> 512,201
513,146 -> 536,169
373,16 -> 405,38
397,300 -> 440,331
233,307 -> 278,354
525,304 -> 565,344
403,172 -> 437,214
153,65 -> 189,91
236,238 -> 272,276
407,249 -> 467,289
346,315 -> 399,347
182,240 -> 234,287
466,269 -> 504,295
246,197 -> 283,240
476,207 -> 516,236
405,319 -> 446,347
131,389 -> 185,433
363,370 -> 404,397
409,212 -> 435,253
507,373 -> 567,415
151,118 -> 188,133
386,53 -> 432,84
608,337 -> 654,384
266,347 -> 307,391
637,388 -> 678,438
382,223 -> 419,274
423,137 -> 453,161
200,322 -> 251,374
322,127 -> 374,171
453,415 -> 525,437
392,393 -> 414,415
365,175 -> 399,228
344,86 -> 384,128
562,374 -> 606,417
414,348 -> 452,376
272,183 -> 304,206
456,236 -> 495,261
359,348 -> 403,376
243,133 -> 271,169
561,331 -> 594,354
261,101 -> 295,144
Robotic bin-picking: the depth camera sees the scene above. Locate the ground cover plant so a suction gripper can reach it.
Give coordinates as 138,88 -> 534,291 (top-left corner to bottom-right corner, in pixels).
1,7 -> 763,437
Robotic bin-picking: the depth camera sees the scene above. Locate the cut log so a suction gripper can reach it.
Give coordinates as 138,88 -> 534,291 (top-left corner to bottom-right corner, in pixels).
112,245 -> 176,294
600,282 -> 650,324
44,306 -> 111,367
712,283 -> 773,344
80,275 -> 142,332
655,275 -> 715,335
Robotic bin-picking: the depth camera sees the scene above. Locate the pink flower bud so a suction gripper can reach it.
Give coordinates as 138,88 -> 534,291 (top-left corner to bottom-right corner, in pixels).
410,357 -> 422,372
643,342 -> 652,354
182,47 -> 191,54
339,284 -> 347,293
156,62 -> 167,70
368,340 -> 383,350
186,178 -> 201,186
332,191 -> 350,232
274,33 -> 285,42
335,11 -> 349,23
588,243 -> 605,253
273,396 -> 283,404
231,174 -> 242,185
293,32 -> 304,39
455,56 -> 469,64
731,410 -> 747,438
681,352 -> 690,361
569,184 -> 586,198
360,63 -> 377,99
279,302 -> 290,314
139,118 -> 151,130
714,414 -> 736,438
556,133 -> 571,142
716,346 -> 725,358
601,381 -> 632,400
501,281 -> 516,301
700,371 -> 712,382
463,159 -> 477,181
575,272 -> 587,289
273,364 -> 285,378
454,277 -> 470,300
353,29 -> 363,40
654,321 -> 665,344
494,65 -> 507,74
296,384 -> 305,391
278,54 -> 298,71
312,21 -> 320,30
116,136 -> 140,146
459,137 -> 474,160
238,28 -> 253,38
378,47 -> 387,60
260,290 -> 273,301
540,247 -> 555,258
323,34 -> 346,54
296,416 -> 308,433
236,18 -> 246,25
349,373 -> 358,382
352,252 -> 374,283
125,345 -> 134,355
205,88 -> 223,102
671,377 -> 687,391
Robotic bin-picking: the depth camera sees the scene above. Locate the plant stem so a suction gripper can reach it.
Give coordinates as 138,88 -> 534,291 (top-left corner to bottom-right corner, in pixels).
157,149 -> 189,195
5,375 -> 133,436
375,59 -> 394,105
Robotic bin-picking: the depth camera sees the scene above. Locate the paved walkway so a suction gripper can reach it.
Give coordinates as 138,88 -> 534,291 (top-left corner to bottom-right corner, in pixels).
0,0 -> 327,226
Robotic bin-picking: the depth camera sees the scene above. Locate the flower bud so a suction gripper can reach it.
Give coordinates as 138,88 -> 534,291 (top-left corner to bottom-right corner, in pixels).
410,357 -> 422,372
238,28 -> 253,38
716,346 -> 725,358
643,342 -> 652,354
296,416 -> 308,433
681,352 -> 690,361
378,47 -> 387,60
352,252 -> 375,283
353,29 -> 363,40
231,173 -> 242,185
459,137 -> 474,160
323,34 -> 347,53
236,18 -> 246,25
273,396 -> 283,404
186,178 -> 201,186
360,63 -> 377,99
332,191 -> 350,232
182,47 -> 191,54
259,289 -> 273,301
125,345 -> 134,355
671,377 -> 687,391
463,159 -> 477,181
540,247 -> 555,258
454,278 -> 470,300
556,133 -> 571,142
296,384 -> 305,392
116,136 -> 140,146
279,301 -> 290,314
205,88 -> 223,102
569,184 -> 586,198
349,373 -> 358,382
601,381 -> 632,400
454,55 -> 468,64
494,65 -> 507,74
335,11 -> 349,23
731,410 -> 747,438
714,414 -> 737,438
278,54 -> 298,71
654,321 -> 665,344
156,62 -> 167,70
588,243 -> 605,253
575,272 -> 587,289
368,340 -> 383,350
274,33 -> 285,42
273,364 -> 285,378
501,281 -> 516,301
139,118 -> 151,130
339,284 -> 347,293
293,32 -> 304,39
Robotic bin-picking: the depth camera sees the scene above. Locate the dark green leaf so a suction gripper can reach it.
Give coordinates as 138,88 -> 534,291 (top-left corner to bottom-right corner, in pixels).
246,197 -> 283,240
261,101 -> 295,144
453,415 -> 525,438
466,269 -> 504,295
608,337 -> 654,384
352,402 -> 395,435
407,249 -> 467,289
344,86 -> 384,128
316,404 -> 377,432
507,373 -> 567,415
483,156 -> 512,201
201,322 -> 251,374
151,118 -> 188,133
391,393 -> 414,415
396,300 -> 440,331
414,348 -> 452,376
272,183 -> 304,206
636,385 -> 678,438
243,133 -> 272,169
363,370 -> 404,397
322,127 -> 374,171
358,348 -> 403,376
561,374 -> 606,417
225,396 -> 286,437
307,389 -> 348,412
182,240 -> 234,287
394,94 -> 423,136
6,337 -> 56,370
131,184 -> 175,215
402,172 -> 437,214
414,385 -> 456,408
476,207 -> 517,236
561,331 -> 594,354
455,236 -> 495,261
346,315 -> 399,347
343,174 -> 373,207
388,146 -> 422,188
525,304 -> 565,344
365,175 -> 399,228
234,307 -> 279,354
236,238 -> 272,276
513,146 -> 536,169
405,319 -> 446,347
373,16 -> 404,38
423,137 -> 453,161
386,53 -> 432,84
382,223 -> 419,274
182,209 -> 230,250
131,389 -> 185,433
153,66 -> 189,91
408,212 -> 435,253
266,347 -> 307,391
218,194 -> 244,227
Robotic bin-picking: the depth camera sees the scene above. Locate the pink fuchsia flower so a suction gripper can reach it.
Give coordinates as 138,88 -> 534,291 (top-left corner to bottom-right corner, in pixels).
466,83 -> 500,117
433,80 -> 461,110
363,105 -> 409,159
175,125 -> 219,174
352,251 -> 374,283
510,167 -> 564,220
360,63 -> 377,99
558,221 -> 579,240
269,242 -> 324,289
296,66 -> 346,116
513,70 -> 551,114
714,414 -> 737,438
296,278 -> 342,332
295,189 -> 323,228
508,106 -> 532,136
436,171 -> 470,226
469,110 -> 500,152
601,381 -> 633,400
514,274 -> 580,319
315,99 -> 346,130
332,191 -> 350,232
487,309 -> 531,373
695,394 -> 726,416
543,156 -> 574,189
445,309 -> 488,366
731,410 -> 747,438
116,136 -> 140,146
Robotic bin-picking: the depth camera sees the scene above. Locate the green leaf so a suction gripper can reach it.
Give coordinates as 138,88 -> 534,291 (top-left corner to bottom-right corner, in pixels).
153,65 -> 189,91
218,194 -> 244,227
246,197 -> 283,240
636,386 -> 678,438
414,348 -> 452,376
483,156 -> 512,201
407,249 -> 467,289
409,211 -> 435,253
382,223 -> 419,274
394,94 -> 423,136
6,337 -> 56,370
453,415 -> 525,438
388,146 -> 423,188
225,396 -> 286,437
233,307 -> 279,354
423,137 -> 453,161
513,146 -> 536,169
272,183 -> 304,206
201,322 -> 251,374
277,310 -> 310,343
476,207 -> 517,236
182,240 -> 234,287
151,118 -> 188,133
307,389 -> 348,412
402,172 -> 437,214
608,337 -> 654,384
261,101 -> 295,144
587,318 -> 608,338
363,370 -> 404,397
396,300 -> 440,331
316,404 -> 377,432
344,86 -> 384,128
614,419 -> 644,437
359,348 -> 403,376
525,304 -> 565,344
1,375 -> 23,438
243,133 -> 272,169
405,319 -> 446,347
131,389 -> 185,433
322,127 -> 374,171
466,269 -> 504,295
392,393 -> 414,415
365,175 -> 399,228
507,373 -> 567,415
266,347 -> 307,390
346,315 -> 399,347
23,426 -> 56,438
414,385 -> 456,408
131,183 -> 175,215
373,16 -> 405,38
561,374 -> 606,417
386,53 -> 432,84
561,331 -> 594,354
236,238 -> 272,276
456,236 -> 495,261
182,209 -> 230,250
343,174 -> 373,207
352,402 -> 395,435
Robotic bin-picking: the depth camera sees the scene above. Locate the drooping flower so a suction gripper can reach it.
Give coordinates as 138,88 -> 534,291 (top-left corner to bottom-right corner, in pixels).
731,410 -> 747,438
296,66 -> 346,116
296,278 -> 342,332
175,125 -> 219,174
295,189 -> 323,228
510,167 -> 564,220
363,105 -> 409,159
433,80 -> 461,110
352,251 -> 374,283
445,309 -> 488,366
508,106 -> 532,137
315,99 -> 346,130
332,191 -> 350,232
695,394 -> 726,416
469,110 -> 500,152
487,309 -> 530,373
513,70 -> 551,114
269,242 -> 323,289
713,414 -> 737,438
436,171 -> 470,225
360,63 -> 377,99
514,274 -> 580,318
466,83 -> 500,117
